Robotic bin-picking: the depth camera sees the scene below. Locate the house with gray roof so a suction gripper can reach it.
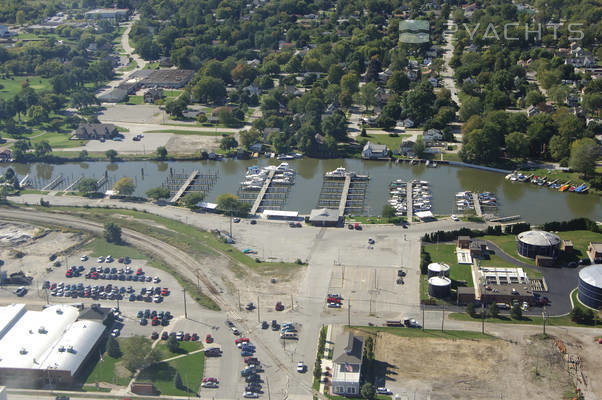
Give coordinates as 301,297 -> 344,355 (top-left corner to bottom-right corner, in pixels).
331,332 -> 364,396
361,141 -> 388,159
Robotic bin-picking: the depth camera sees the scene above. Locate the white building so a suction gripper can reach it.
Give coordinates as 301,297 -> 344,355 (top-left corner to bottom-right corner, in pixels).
422,128 -> 443,144
331,332 -> 364,396
361,141 -> 388,159
0,304 -> 106,387
84,8 -> 130,20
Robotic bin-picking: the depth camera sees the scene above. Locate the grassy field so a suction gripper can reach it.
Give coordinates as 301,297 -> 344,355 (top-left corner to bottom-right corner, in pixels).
119,60 -> 138,72
137,350 -> 205,396
484,230 -> 602,267
82,237 -> 148,260
155,341 -> 203,360
28,130 -> 86,149
84,337 -> 139,387
0,76 -> 52,98
352,326 -> 495,340
143,129 -> 224,136
360,133 -> 410,149
347,215 -> 406,224
124,95 -> 145,105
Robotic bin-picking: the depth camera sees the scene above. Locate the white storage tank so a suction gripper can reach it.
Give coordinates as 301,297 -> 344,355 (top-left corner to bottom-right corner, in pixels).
427,262 -> 450,278
428,276 -> 451,298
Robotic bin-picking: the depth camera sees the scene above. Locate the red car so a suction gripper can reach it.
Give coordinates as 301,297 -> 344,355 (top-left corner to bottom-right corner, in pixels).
65,271 -> 72,278
136,268 -> 144,275
151,319 -> 159,326
161,288 -> 169,296
184,333 -> 191,341
206,334 -> 213,343
275,301 -> 284,311
191,333 -> 199,341
235,337 -> 250,344
202,377 -> 219,383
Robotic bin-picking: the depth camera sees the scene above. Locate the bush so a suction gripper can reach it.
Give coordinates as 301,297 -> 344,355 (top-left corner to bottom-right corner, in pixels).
571,307 -> 595,325
466,302 -> 476,317
511,303 -> 522,320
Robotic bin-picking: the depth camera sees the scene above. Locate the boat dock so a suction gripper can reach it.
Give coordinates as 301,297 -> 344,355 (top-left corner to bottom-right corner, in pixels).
63,176 -> 83,192
317,168 -> 369,215
42,175 -> 64,191
19,174 -> 30,187
164,169 -> 218,204
250,169 -> 276,214
169,170 -> 199,203
472,192 -> 482,217
406,182 -> 413,223
338,175 -> 352,216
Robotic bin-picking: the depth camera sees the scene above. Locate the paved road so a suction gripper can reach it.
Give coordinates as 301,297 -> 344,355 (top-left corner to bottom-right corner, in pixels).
442,20 -> 460,108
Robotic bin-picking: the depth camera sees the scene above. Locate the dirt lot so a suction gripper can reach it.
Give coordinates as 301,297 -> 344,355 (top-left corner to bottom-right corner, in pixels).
370,331 -> 575,400
0,222 -> 85,282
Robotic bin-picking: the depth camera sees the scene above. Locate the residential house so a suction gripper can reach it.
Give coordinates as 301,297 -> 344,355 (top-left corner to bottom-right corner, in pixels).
428,77 -> 438,87
361,142 -> 388,159
588,242 -> 602,264
72,124 -> 118,141
527,105 -> 540,117
422,128 -> 443,144
0,148 -> 12,162
247,59 -> 261,67
143,88 -> 164,103
400,140 -> 415,156
374,87 -> 389,105
403,119 -> 414,128
407,69 -> 419,81
566,93 -> 580,107
331,332 -> 364,396
243,84 -> 261,97
283,85 -> 302,96
462,3 -> 478,17
378,68 -> 393,83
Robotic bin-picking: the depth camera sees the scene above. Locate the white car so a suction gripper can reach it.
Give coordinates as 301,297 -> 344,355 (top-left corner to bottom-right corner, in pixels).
97,256 -> 104,263
111,329 -> 120,337
153,276 -> 160,283
201,382 -> 218,388
376,387 -> 392,395
451,214 -> 459,221
243,392 -> 259,398
297,361 -> 305,373
80,255 -> 88,261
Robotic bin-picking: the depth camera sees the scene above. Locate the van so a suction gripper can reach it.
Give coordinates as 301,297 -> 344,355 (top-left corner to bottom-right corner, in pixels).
280,331 -> 298,339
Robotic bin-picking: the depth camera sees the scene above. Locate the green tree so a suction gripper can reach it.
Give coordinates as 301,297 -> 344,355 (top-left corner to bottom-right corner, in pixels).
505,132 -> 529,159
387,71 -> 410,94
361,382 -> 376,399
216,193 -> 250,215
34,141 -> 52,159
77,178 -> 98,193
511,303 -> 522,320
459,96 -> 482,122
16,10 -> 25,25
113,177 -> 136,196
167,335 -> 180,353
155,146 -> 167,160
182,192 -> 205,209
104,222 -> 122,244
121,336 -> 159,372
105,149 -> 118,161
488,303 -> 499,318
569,138 -> 599,178
340,72 -> 359,95
466,302 -> 476,317
79,150 -> 88,159
525,90 -> 546,107
382,204 -> 396,219
146,187 -> 171,201
358,82 -> 377,111
220,136 -> 238,150
548,135 -> 570,161
107,336 -> 121,358
413,136 -> 426,158
239,128 -> 262,149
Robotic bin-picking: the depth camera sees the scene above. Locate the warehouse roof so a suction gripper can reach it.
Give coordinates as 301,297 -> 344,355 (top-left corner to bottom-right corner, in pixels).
309,208 -> 340,222
517,230 -> 561,247
0,305 -> 104,375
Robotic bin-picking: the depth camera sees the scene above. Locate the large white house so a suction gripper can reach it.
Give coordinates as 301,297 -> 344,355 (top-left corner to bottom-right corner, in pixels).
331,332 -> 364,396
361,141 -> 388,159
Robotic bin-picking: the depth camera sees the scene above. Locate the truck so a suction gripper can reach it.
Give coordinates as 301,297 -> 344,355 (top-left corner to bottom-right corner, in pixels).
280,331 -> 298,339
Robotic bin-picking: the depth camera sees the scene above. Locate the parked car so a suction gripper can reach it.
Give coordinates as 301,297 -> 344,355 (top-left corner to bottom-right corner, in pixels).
297,361 -> 305,373
275,301 -> 284,311
206,334 -> 213,343
376,387 -> 393,395
151,331 -> 159,340
261,321 -> 269,329
80,255 -> 88,261
243,392 -> 259,398
451,214 -> 459,221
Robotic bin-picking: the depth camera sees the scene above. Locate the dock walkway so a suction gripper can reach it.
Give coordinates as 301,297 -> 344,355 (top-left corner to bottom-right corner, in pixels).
406,182 -> 413,223
472,192 -> 482,217
63,176 -> 82,192
170,170 -> 199,203
42,175 -> 64,191
250,169 -> 276,214
338,175 -> 351,216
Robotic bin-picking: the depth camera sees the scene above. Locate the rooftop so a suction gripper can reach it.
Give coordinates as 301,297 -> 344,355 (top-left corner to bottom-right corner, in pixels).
517,230 -> 561,247
309,208 -> 340,222
579,264 -> 602,287
333,332 -> 363,365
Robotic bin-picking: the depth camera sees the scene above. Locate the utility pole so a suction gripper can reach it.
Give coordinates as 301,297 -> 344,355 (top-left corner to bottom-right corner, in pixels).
183,288 -> 187,319
237,289 -> 241,311
290,294 -> 293,311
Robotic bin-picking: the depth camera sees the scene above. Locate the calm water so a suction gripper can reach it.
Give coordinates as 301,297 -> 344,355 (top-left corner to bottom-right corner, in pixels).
2,159 -> 600,224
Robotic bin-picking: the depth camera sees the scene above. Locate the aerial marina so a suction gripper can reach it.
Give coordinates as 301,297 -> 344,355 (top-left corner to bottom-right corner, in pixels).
237,162 -> 295,212
388,180 -> 432,217
317,167 -> 369,216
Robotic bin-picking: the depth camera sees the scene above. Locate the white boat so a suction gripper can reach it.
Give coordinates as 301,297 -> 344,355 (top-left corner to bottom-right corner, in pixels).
326,167 -> 348,177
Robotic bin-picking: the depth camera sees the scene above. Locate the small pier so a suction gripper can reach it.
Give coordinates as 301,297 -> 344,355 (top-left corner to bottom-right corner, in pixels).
96,175 -> 107,188
317,169 -> 369,215
63,176 -> 83,192
472,192 -> 483,217
169,170 -> 199,203
406,183 -> 413,223
250,169 -> 275,214
42,175 -> 64,191
19,174 -> 30,187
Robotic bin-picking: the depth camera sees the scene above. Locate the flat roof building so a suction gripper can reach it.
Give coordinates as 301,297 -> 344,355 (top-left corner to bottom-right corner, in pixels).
0,304 -> 106,388
309,208 -> 340,227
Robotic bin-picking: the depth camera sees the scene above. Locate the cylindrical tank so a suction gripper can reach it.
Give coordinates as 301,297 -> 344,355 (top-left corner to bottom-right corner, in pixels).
427,262 -> 450,278
428,276 -> 451,298
517,230 -> 561,259
578,264 -> 602,309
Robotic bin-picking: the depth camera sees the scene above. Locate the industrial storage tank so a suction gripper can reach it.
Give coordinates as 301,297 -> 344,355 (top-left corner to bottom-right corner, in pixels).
428,276 -> 451,298
517,230 -> 561,259
578,264 -> 602,309
427,262 -> 450,278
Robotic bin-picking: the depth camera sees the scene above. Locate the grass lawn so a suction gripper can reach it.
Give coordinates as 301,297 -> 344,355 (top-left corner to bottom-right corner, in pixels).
352,326 -> 495,340
137,350 -> 205,396
518,168 -> 601,195
0,76 -> 52,98
360,133 -> 410,149
118,60 -> 138,72
143,61 -> 160,70
84,338 -> 139,387
28,130 -> 86,149
155,341 -> 203,360
348,215 -> 406,225
124,95 -> 145,105
143,129 -> 224,136
82,237 -> 148,260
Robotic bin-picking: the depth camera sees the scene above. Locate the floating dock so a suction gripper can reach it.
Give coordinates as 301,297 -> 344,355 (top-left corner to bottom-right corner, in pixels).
164,169 -> 218,204
42,175 -> 64,191
472,192 -> 482,217
406,182 -> 413,223
250,169 -> 275,214
317,168 -> 369,215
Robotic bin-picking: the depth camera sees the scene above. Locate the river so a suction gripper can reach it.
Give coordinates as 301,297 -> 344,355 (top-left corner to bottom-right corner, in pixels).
2,159 -> 600,224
